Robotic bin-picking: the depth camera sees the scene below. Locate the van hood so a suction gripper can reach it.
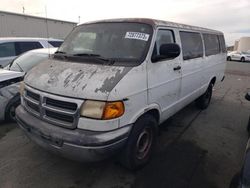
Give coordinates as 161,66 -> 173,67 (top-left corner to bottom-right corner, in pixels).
0,69 -> 24,82
24,59 -> 132,100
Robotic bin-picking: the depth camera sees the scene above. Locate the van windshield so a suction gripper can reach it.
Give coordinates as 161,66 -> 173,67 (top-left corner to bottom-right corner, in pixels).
56,22 -> 153,65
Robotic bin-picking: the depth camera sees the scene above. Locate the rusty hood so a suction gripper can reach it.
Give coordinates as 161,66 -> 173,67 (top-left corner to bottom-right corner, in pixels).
24,59 -> 132,100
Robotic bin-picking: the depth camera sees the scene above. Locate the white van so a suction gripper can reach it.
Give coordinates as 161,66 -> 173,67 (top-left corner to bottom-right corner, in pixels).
16,18 -> 226,170
0,37 -> 63,67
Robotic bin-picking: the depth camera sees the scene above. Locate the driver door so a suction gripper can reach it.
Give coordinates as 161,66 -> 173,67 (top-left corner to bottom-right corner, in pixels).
147,28 -> 182,120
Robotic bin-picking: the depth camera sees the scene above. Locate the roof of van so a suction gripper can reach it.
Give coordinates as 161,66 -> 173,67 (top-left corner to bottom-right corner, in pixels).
0,37 -> 63,42
83,18 -> 223,34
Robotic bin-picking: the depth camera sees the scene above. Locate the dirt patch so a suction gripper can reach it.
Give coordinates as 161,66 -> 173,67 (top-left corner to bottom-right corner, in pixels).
133,140 -> 217,188
0,122 -> 17,139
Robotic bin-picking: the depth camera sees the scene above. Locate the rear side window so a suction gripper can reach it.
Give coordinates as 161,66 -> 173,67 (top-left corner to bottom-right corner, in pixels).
0,42 -> 16,57
15,42 -> 43,55
218,35 -> 226,53
48,41 -> 63,47
203,34 -> 220,56
180,31 -> 203,60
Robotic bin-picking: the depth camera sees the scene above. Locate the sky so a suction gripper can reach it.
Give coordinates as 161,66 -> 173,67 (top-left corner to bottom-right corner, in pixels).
0,0 -> 250,46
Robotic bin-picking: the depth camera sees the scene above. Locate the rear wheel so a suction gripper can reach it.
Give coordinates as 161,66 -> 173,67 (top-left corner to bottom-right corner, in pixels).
5,95 -> 20,122
120,114 -> 157,170
227,56 -> 231,61
196,83 -> 213,110
241,57 -> 245,62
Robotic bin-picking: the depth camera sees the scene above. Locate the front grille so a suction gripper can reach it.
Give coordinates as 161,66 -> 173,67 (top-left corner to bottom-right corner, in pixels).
23,87 -> 82,129
26,100 -> 39,113
26,90 -> 40,102
46,98 -> 77,111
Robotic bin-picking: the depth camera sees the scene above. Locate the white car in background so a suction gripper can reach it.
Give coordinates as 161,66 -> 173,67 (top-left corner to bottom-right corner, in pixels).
0,37 -> 63,67
0,48 -> 57,122
227,51 -> 250,62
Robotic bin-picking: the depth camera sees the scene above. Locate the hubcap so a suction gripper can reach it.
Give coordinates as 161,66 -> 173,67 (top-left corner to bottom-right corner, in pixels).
136,127 -> 153,160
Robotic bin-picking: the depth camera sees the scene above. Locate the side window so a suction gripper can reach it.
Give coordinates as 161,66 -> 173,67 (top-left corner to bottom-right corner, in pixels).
203,34 -> 220,56
15,42 -> 43,55
0,42 -> 16,57
152,29 -> 175,59
218,35 -> 226,53
179,31 -> 203,60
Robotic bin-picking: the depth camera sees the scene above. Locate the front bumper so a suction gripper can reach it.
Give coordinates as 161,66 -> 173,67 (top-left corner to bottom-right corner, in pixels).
16,105 -> 131,162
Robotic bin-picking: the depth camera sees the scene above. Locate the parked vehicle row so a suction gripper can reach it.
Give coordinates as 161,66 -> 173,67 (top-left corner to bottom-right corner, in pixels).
0,37 -> 62,67
227,51 -> 250,62
15,18 -> 227,170
0,48 -> 57,122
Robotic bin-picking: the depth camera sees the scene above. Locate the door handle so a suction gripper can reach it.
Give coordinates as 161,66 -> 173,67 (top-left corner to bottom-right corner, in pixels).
173,65 -> 181,71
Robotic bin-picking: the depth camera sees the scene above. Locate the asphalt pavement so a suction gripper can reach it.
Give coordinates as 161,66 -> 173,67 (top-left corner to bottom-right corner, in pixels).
0,61 -> 250,188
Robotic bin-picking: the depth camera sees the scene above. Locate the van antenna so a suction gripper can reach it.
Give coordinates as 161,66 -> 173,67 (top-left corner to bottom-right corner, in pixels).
45,6 -> 50,56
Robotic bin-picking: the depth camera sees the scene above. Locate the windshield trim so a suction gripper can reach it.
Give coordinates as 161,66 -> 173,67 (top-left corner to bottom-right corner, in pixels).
55,22 -> 153,67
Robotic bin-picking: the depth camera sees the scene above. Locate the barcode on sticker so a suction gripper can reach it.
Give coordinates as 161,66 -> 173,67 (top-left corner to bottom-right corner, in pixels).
125,32 -> 149,41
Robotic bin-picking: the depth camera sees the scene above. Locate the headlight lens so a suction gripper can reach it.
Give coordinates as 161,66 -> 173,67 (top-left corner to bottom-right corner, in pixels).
80,100 -> 124,120
19,81 -> 25,96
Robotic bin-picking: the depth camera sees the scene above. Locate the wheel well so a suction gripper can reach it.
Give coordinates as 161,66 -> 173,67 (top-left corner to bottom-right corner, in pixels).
210,77 -> 216,85
144,109 -> 160,123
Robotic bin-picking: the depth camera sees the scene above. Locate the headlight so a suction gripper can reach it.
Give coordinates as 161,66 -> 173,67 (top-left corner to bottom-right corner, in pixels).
19,81 -> 25,96
80,100 -> 124,120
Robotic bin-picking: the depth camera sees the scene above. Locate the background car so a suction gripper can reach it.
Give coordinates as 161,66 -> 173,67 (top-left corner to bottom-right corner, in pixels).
0,37 -> 63,67
0,48 -> 57,122
227,51 -> 250,62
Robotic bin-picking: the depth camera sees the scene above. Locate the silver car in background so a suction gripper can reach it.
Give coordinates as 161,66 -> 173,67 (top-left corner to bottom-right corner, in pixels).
0,37 -> 62,67
227,51 -> 250,62
0,48 -> 57,122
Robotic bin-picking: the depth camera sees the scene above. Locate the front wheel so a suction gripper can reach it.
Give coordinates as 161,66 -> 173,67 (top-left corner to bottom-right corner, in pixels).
241,57 -> 245,62
195,83 -> 213,110
120,114 -> 158,170
227,56 -> 231,61
5,95 -> 21,122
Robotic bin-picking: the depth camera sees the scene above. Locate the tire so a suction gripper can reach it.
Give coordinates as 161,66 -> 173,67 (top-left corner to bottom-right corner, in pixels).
227,56 -> 231,61
195,82 -> 213,110
5,94 -> 21,122
120,114 -> 158,170
241,57 -> 245,62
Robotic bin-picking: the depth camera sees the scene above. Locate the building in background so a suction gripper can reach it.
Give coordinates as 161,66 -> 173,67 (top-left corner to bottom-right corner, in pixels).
0,10 -> 77,39
233,37 -> 250,52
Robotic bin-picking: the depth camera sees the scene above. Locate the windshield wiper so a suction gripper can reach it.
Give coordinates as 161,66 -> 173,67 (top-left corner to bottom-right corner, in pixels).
72,53 -> 115,64
55,50 -> 66,54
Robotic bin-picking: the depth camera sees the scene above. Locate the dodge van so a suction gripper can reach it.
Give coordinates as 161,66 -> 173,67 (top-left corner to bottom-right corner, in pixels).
16,18 -> 226,170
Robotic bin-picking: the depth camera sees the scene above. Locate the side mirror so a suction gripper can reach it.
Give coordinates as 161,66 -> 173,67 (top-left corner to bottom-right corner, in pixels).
245,92 -> 250,101
152,43 -> 181,62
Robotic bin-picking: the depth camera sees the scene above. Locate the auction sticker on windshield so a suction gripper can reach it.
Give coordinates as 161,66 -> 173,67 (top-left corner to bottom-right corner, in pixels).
125,32 -> 150,41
